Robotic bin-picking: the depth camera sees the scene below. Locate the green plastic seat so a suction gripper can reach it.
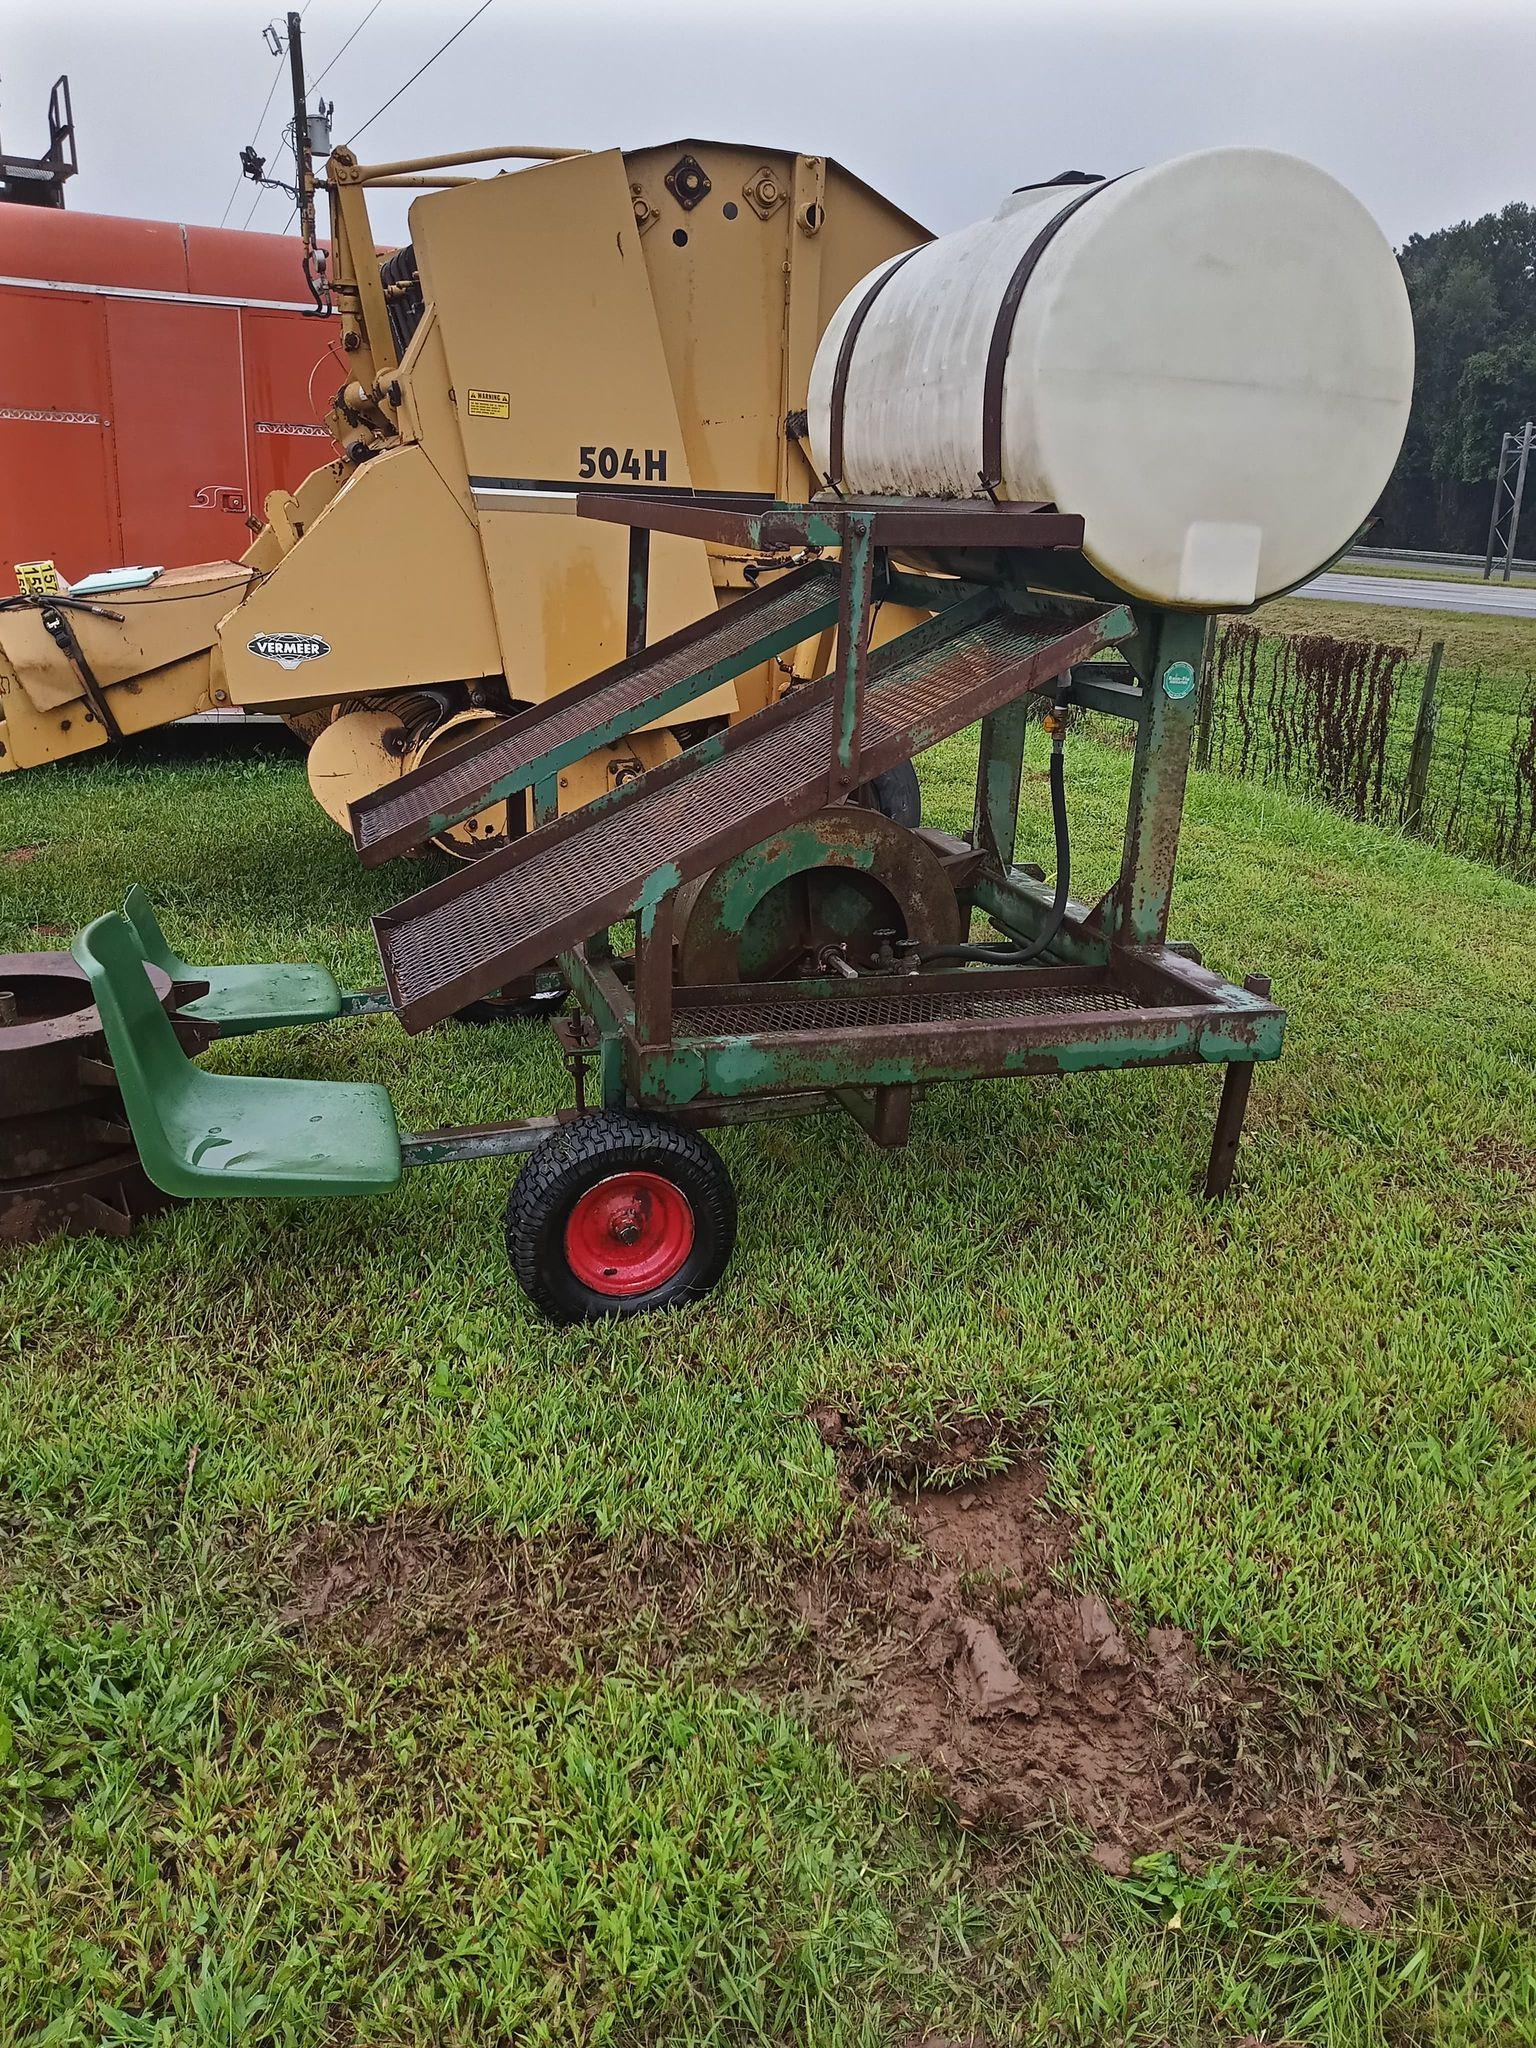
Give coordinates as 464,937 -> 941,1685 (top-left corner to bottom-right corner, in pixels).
72,913 -> 402,1201
122,885 -> 342,1033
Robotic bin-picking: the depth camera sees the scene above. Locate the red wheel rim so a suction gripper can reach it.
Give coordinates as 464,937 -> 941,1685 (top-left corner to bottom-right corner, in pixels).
564,1171 -> 696,1296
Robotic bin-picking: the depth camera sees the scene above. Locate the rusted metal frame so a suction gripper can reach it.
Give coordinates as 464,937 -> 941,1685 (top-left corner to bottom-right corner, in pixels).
374,595 -> 1119,1028
1108,946 -> 1277,1022
826,248 -> 925,487
913,825 -> 989,896
560,942 -> 633,1110
0,953 -> 170,1116
400,1091 -> 850,1166
830,517 -> 875,798
663,952 -> 1278,1028
854,504 -> 1084,548
670,959 -> 1128,1013
830,498 -> 1086,550
973,697 -> 1030,876
375,656 -> 847,979
881,570 -> 993,613
1067,665 -> 1144,722
39,606 -> 122,743
626,524 -> 651,660
350,561 -> 843,861
970,868 -> 1107,965
576,493 -> 844,552
629,998 -> 1283,1107
979,177 -> 1124,490
855,605 -> 1133,785
633,891 -> 676,1049
833,1085 -> 913,1148
562,940 -> 628,1027
401,1113 -> 573,1166
1111,609 -> 1206,948
373,591 -> 1000,1023
574,492 -> 1087,554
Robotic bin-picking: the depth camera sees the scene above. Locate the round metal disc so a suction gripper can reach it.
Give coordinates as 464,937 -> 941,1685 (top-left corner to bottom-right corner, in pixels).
676,808 -> 961,985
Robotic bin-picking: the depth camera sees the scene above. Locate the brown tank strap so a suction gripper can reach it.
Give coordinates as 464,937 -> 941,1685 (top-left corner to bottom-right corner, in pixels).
825,245 -> 925,490
979,174 -> 1129,492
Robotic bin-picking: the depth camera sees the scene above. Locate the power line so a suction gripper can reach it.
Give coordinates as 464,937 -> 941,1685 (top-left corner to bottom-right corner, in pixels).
311,0 -> 385,92
216,49 -> 286,226
217,0 -> 324,231
345,0 -> 496,149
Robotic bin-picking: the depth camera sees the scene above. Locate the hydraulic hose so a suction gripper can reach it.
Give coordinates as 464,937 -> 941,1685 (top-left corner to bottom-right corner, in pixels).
910,688 -> 1073,968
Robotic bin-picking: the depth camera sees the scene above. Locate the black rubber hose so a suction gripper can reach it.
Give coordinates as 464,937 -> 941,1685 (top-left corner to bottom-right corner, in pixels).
912,714 -> 1073,967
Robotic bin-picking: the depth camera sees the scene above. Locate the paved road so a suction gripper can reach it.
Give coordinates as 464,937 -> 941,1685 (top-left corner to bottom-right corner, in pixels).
1296,571 -> 1536,617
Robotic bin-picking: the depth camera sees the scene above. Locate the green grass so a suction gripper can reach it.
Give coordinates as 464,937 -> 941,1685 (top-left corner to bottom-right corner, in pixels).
1340,558 -> 1536,590
1256,593 -> 1536,683
2,731 -> 1534,2043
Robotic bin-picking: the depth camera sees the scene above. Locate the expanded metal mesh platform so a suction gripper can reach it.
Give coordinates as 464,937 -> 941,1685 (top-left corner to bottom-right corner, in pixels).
374,597 -> 1125,1030
673,977 -> 1154,1039
350,561 -> 841,865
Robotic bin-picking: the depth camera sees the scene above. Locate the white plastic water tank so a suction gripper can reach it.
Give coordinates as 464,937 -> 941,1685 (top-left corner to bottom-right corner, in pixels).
806,148 -> 1414,609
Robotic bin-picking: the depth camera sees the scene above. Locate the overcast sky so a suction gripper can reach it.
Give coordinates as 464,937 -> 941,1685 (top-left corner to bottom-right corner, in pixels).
5,0 -> 1533,251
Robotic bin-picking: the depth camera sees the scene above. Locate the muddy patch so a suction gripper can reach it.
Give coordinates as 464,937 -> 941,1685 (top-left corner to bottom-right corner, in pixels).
3,845 -> 42,865
798,1406 -> 1524,1915
277,1432 -> 1527,1917
796,1449 -> 1232,1872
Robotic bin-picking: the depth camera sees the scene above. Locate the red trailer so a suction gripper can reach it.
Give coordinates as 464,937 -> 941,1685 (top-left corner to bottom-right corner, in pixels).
0,202 -> 340,596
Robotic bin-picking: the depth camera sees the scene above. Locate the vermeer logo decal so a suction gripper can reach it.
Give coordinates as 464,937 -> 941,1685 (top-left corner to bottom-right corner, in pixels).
248,632 -> 330,670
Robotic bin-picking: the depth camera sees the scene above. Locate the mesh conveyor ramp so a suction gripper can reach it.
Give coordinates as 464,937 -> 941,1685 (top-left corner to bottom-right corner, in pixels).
349,561 -> 842,865
373,599 -> 1125,1030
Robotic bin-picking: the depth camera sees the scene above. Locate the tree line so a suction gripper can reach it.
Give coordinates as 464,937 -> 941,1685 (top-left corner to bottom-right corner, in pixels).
1377,203 -> 1536,554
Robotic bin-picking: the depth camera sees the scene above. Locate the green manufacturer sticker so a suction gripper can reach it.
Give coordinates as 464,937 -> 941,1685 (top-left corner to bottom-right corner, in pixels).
1163,660 -> 1196,699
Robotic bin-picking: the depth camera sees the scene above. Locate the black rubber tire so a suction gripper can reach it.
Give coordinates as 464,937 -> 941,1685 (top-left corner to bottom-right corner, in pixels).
503,1110 -> 737,1324
855,761 -> 921,828
452,984 -> 567,1026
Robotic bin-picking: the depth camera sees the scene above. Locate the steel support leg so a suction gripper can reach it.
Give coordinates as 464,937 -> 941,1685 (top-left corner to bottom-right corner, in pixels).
1204,1060 -> 1255,1199
973,696 -> 1030,874
829,515 -> 875,800
1112,609 -> 1206,948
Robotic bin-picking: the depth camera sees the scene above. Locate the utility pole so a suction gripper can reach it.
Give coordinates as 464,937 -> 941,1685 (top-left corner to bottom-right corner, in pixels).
1483,420 -> 1535,582
286,9 -> 333,313
239,14 -> 331,311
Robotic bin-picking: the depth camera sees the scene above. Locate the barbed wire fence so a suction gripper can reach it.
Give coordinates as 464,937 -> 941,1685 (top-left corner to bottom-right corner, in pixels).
1193,622 -> 1536,883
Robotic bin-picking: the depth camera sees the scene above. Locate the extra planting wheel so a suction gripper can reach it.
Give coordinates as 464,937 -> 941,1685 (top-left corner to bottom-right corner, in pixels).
503,1110 -> 736,1324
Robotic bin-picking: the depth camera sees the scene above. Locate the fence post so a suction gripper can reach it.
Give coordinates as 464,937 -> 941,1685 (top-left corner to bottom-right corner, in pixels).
1194,616 -> 1217,773
1403,639 -> 1444,838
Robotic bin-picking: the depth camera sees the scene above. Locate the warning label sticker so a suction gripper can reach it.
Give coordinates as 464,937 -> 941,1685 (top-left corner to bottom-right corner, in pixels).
467,388 -> 511,419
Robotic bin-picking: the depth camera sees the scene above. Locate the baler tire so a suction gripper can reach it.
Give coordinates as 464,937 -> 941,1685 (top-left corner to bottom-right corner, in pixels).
452,984 -> 568,1026
503,1110 -> 736,1324
855,761 -> 921,828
